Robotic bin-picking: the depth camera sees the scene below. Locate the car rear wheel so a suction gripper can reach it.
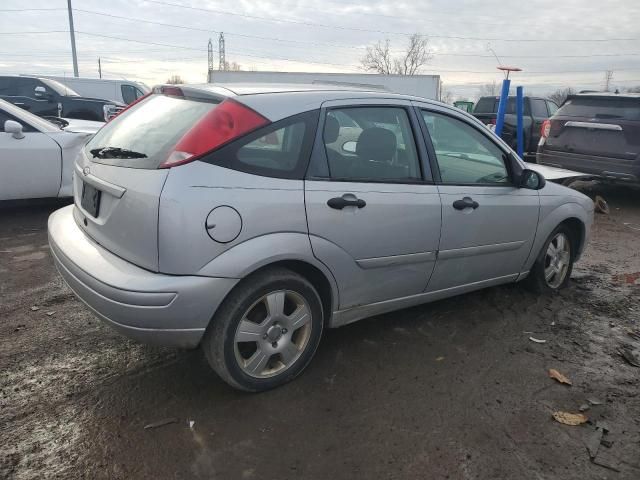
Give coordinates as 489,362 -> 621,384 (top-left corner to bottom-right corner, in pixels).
526,225 -> 574,292
202,268 -> 324,392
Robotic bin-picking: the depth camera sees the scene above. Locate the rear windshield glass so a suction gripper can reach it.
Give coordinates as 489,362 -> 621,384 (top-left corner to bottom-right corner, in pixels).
557,97 -> 640,121
473,97 -> 528,115
85,94 -> 219,169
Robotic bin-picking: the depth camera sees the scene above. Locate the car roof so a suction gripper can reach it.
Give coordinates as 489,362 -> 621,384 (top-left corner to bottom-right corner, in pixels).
570,92 -> 640,100
167,82 -> 453,122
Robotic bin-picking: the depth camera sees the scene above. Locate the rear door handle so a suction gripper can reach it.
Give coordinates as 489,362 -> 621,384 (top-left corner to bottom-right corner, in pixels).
327,195 -> 366,210
453,197 -> 479,210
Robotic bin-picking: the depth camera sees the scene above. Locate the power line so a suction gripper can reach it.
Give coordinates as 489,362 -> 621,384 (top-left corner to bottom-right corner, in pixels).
142,0 -> 638,42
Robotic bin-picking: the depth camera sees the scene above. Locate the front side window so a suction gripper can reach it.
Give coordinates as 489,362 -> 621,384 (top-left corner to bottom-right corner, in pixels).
121,85 -> 138,104
422,110 -> 510,185
322,107 -> 421,181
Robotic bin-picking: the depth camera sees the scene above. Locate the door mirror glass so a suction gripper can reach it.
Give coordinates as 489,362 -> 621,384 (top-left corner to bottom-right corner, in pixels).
4,120 -> 25,139
34,86 -> 47,98
519,169 -> 546,190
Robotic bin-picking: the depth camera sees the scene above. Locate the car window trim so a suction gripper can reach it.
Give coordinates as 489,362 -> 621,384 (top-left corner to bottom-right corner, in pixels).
306,103 -> 433,185
416,106 -> 517,187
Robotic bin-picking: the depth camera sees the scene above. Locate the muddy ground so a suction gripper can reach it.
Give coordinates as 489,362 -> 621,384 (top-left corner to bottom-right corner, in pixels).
1,185 -> 639,480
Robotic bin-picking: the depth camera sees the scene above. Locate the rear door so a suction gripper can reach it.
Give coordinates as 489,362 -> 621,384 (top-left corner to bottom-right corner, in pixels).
305,99 -> 442,310
0,110 -> 61,200
415,103 -> 539,291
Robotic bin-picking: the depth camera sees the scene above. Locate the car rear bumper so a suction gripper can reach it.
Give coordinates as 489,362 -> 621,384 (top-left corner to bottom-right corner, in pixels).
48,205 -> 238,348
537,149 -> 640,183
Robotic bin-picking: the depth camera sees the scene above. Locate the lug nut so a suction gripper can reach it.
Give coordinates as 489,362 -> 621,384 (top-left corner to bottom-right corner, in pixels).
262,334 -> 268,339
272,342 -> 278,348
281,328 -> 288,334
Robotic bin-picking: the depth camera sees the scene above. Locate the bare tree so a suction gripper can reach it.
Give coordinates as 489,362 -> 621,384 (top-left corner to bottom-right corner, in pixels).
478,80 -> 498,97
361,34 -> 432,75
166,74 -> 184,84
547,87 -> 575,106
439,81 -> 454,104
223,61 -> 242,71
604,70 -> 614,92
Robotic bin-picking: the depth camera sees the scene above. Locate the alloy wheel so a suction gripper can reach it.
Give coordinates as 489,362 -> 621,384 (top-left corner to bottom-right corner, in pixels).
544,232 -> 571,288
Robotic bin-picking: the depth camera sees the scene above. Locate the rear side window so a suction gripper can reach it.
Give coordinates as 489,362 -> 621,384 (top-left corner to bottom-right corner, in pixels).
203,110 -> 319,180
473,97 -> 529,115
322,107 -> 421,181
86,94 -> 219,169
556,97 -> 640,121
531,99 -> 548,117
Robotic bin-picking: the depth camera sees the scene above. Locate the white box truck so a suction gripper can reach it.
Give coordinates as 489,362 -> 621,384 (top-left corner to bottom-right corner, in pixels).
208,71 -> 440,100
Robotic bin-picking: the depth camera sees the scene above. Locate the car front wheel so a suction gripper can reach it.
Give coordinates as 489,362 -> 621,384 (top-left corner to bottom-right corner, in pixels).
203,268 -> 324,392
526,225 -> 574,292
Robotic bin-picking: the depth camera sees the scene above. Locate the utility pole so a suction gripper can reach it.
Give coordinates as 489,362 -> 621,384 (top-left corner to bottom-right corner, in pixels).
207,38 -> 214,81
67,0 -> 79,77
98,58 -> 102,79
219,32 -> 226,71
604,70 -> 614,92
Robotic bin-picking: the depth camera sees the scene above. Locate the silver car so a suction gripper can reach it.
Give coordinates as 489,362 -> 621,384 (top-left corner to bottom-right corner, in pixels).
48,84 -> 594,391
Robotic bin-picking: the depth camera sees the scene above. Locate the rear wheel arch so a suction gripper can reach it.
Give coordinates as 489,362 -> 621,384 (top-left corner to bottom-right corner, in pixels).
241,260 -> 335,327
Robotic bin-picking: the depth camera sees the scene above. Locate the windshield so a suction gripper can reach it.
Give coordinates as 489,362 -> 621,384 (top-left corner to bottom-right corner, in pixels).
40,78 -> 80,97
85,94 -> 219,169
557,97 -> 640,121
473,97 -> 530,115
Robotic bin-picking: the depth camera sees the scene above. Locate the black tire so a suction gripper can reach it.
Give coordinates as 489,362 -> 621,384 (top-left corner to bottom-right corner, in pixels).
525,224 -> 575,293
202,267 -> 324,392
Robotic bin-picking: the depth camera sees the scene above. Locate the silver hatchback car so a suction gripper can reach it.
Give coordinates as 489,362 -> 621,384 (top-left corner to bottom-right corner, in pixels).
48,84 -> 594,391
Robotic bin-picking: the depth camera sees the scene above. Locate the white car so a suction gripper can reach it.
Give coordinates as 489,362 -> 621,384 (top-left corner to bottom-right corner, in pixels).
0,99 -> 103,201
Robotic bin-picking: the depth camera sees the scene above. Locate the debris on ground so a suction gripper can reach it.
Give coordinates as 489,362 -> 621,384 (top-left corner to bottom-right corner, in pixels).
579,404 -> 590,412
623,222 -> 640,231
45,311 -> 56,317
612,272 -> 640,285
592,450 -> 621,472
529,336 -> 547,344
435,356 -> 445,362
587,398 -> 603,406
548,368 -> 572,386
586,427 -> 604,459
594,195 -> 610,214
552,411 -> 588,426
29,306 -> 39,311
618,345 -> 640,368
144,417 -> 178,430
189,420 -> 195,429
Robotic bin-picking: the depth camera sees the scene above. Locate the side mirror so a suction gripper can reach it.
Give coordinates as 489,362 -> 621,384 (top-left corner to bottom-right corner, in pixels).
4,120 -> 25,139
519,168 -> 546,190
34,86 -> 47,98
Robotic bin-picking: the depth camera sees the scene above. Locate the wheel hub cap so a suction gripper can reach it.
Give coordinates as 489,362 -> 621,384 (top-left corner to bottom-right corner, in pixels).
266,325 -> 283,343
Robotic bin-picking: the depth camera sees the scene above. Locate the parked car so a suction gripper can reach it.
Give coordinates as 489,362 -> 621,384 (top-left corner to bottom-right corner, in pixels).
473,96 -> 559,155
537,92 -> 640,183
38,76 -> 150,105
48,84 -> 594,392
0,75 -> 124,122
0,99 -> 101,201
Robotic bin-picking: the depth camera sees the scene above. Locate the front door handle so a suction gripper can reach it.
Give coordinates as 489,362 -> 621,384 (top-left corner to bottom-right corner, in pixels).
453,197 -> 479,210
327,195 -> 366,210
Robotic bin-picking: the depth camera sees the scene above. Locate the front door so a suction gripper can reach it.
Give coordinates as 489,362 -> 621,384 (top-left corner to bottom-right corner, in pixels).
0,113 -> 61,200
416,105 -> 540,292
305,100 -> 442,310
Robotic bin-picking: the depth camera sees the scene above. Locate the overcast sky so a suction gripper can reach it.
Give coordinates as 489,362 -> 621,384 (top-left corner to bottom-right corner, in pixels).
2,0 -> 640,99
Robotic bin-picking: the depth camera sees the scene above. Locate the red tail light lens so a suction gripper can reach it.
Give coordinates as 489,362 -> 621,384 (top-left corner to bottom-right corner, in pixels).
160,99 -> 270,169
541,119 -> 551,139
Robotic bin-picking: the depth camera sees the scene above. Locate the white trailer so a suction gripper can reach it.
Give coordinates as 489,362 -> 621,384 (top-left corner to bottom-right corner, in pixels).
208,71 -> 440,100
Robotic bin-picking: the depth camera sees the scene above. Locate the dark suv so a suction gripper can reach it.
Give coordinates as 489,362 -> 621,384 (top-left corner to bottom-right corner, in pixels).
537,93 -> 640,183
0,75 -> 124,122
473,96 -> 559,155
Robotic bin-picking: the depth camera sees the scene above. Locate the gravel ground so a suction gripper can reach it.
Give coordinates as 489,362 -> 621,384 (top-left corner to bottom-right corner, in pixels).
1,184 -> 639,480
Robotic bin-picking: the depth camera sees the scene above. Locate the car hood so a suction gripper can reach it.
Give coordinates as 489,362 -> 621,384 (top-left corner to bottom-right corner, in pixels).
525,162 -> 593,182
61,118 -> 104,134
